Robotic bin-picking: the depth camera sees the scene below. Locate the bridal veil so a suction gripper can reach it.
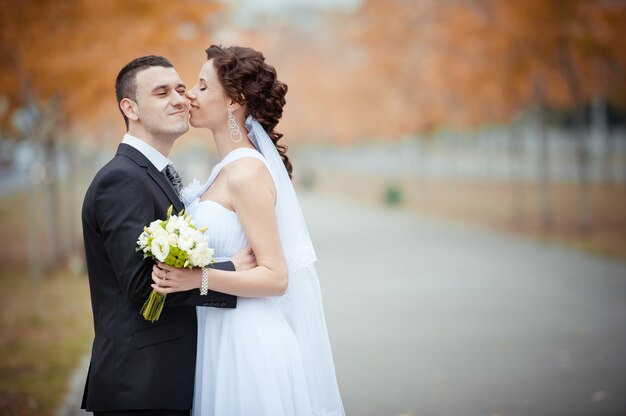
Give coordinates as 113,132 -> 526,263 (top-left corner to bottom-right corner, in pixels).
245,116 -> 345,416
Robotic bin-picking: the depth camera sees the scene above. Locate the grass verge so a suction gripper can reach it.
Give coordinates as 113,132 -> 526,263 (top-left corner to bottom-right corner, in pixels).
312,170 -> 626,260
0,268 -> 93,416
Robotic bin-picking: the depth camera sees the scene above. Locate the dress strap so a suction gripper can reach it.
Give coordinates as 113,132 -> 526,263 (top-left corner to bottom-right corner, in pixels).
220,147 -> 266,169
180,148 -> 271,206
208,148 -> 267,187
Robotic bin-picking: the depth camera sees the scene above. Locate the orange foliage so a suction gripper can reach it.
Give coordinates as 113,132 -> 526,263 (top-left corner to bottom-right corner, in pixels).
232,0 -> 625,143
355,0 -> 626,131
1,0 -> 624,143
0,0 -> 220,137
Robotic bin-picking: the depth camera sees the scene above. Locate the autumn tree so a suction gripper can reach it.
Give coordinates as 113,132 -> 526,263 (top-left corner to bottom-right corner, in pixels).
0,0 -> 222,134
355,0 -> 626,230
0,0 -> 221,270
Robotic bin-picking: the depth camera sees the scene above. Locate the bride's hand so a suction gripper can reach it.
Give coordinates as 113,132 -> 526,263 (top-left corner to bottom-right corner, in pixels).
151,262 -> 200,295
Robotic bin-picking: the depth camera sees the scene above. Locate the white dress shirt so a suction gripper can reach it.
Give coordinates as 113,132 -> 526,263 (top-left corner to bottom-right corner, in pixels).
122,133 -> 172,172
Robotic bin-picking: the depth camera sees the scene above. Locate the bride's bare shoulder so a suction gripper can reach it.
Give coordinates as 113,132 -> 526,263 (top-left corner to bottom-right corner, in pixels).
223,157 -> 273,193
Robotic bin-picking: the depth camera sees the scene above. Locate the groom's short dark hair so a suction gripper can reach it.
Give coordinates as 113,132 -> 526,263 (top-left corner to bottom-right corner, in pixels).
115,55 -> 174,130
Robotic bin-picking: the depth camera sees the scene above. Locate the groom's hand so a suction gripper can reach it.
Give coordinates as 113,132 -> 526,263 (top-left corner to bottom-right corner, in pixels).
231,246 -> 256,271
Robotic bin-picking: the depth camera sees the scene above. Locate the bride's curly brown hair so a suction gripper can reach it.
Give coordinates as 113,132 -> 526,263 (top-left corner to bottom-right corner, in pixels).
206,45 -> 292,178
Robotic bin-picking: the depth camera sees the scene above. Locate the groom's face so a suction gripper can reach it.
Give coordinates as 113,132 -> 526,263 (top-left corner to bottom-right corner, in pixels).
133,66 -> 190,139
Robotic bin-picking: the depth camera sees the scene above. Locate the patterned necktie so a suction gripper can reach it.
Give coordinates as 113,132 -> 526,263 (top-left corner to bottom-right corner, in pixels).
163,164 -> 183,196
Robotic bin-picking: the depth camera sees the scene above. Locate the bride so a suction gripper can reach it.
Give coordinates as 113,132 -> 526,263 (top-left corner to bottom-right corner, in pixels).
150,45 -> 345,416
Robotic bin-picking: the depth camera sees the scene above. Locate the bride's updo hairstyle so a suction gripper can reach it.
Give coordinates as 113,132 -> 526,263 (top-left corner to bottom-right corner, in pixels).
206,45 -> 293,179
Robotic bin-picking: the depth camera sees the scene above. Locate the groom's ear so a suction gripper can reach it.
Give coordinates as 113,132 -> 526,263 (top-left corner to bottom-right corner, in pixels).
120,98 -> 140,122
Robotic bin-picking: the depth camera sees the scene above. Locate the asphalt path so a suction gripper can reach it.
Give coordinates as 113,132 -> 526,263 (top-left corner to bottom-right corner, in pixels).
61,192 -> 626,416
306,192 -> 626,416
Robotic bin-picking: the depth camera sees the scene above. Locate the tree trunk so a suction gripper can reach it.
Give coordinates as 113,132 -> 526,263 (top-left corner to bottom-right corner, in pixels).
561,55 -> 591,234
591,96 -> 611,184
65,144 -> 80,253
28,180 -> 42,282
537,104 -> 552,231
509,120 -> 524,227
42,138 -> 62,270
574,106 -> 591,233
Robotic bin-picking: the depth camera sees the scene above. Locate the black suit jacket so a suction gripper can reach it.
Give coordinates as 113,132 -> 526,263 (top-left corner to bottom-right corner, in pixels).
81,143 -> 236,411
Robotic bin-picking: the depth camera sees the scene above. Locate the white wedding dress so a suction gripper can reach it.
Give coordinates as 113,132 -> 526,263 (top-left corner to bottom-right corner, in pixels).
183,116 -> 344,416
186,148 -> 314,415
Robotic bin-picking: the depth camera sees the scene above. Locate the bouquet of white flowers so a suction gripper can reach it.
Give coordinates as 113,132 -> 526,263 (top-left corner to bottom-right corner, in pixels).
136,205 -> 214,322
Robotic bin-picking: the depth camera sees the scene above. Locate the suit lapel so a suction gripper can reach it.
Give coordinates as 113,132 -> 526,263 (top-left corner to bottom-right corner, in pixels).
116,144 -> 185,214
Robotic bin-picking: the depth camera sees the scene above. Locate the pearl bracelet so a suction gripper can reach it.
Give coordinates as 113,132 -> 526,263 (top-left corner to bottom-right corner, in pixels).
200,267 -> 209,296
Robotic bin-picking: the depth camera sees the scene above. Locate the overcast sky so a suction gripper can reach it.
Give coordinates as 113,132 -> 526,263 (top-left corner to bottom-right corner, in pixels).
231,0 -> 362,15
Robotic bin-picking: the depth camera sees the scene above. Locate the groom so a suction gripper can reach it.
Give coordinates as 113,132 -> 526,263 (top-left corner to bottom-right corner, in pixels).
81,56 -> 252,415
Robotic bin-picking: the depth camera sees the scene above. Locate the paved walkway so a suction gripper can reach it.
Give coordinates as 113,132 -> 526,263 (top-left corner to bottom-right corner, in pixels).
306,193 -> 626,416
61,192 -> 626,416
57,356 -> 90,416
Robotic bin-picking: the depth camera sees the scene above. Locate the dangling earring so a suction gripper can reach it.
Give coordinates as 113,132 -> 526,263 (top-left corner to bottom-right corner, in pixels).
228,109 -> 243,143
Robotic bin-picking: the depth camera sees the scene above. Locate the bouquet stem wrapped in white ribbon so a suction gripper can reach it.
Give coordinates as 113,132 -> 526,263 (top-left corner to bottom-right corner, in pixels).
136,206 -> 214,322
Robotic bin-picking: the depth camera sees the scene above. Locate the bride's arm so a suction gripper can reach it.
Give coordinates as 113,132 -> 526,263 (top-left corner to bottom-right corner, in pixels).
151,159 -> 288,297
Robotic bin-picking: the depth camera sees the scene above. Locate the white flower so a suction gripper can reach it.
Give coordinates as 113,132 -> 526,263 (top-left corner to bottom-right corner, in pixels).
176,216 -> 190,231
177,228 -> 195,252
137,231 -> 149,249
167,233 -> 179,247
201,247 -> 215,266
150,225 -> 168,240
189,246 -> 214,267
192,232 -> 208,249
165,216 -> 179,234
150,235 -> 170,262
180,178 -> 204,206
148,220 -> 163,232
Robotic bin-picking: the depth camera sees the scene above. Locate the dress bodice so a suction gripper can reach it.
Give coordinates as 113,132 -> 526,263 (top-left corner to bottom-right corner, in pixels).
186,199 -> 248,261
181,148 -> 268,261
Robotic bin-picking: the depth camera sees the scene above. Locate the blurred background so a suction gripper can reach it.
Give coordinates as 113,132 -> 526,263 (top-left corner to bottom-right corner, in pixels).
1,0 -> 625,415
